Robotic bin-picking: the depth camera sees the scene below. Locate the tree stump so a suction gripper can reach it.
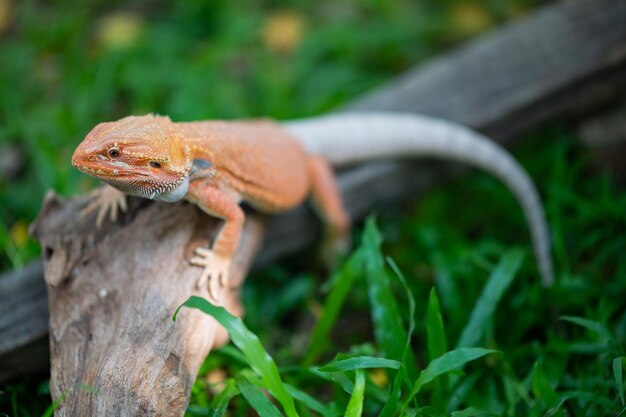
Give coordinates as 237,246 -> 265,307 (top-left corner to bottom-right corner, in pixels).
29,192 -> 264,416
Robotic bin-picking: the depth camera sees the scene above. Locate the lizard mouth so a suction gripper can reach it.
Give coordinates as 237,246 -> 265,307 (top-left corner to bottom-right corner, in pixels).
71,148 -> 152,179
71,158 -> 150,179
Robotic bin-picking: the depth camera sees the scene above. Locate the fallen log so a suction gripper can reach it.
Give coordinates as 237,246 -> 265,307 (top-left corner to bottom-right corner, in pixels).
347,0 -> 626,139
0,260 -> 48,382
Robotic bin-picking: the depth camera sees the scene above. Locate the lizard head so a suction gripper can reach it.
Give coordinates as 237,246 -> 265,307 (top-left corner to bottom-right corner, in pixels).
72,114 -> 190,202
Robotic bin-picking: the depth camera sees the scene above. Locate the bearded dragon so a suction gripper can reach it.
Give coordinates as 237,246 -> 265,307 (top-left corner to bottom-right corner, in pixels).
72,112 -> 554,302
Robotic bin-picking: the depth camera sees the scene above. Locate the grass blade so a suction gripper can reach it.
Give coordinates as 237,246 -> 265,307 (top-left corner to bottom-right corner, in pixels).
304,249 -> 365,365
401,348 -> 497,411
457,250 -> 523,348
614,357 -> 625,406
362,217 -> 418,379
531,360 -> 557,408
427,288 -> 448,360
415,406 -> 447,416
41,389 -> 70,417
377,257 -> 419,417
560,316 -> 615,349
174,296 -> 298,417
426,287 -> 449,409
236,372 -> 285,417
345,370 -> 365,417
308,368 -> 355,396
208,379 -> 239,417
318,356 -> 401,372
387,257 -> 417,343
285,383 -> 340,417
450,406 -> 494,417
560,316 -> 611,338
553,390 -> 621,412
415,348 -> 497,392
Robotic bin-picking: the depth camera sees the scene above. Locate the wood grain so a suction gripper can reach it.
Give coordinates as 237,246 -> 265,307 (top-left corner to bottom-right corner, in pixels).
29,192 -> 264,416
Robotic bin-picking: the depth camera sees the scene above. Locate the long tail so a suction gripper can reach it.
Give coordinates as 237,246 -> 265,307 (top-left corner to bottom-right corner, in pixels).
283,112 -> 554,286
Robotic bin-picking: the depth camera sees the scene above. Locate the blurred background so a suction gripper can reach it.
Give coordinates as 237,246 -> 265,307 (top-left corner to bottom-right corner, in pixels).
0,0 -> 545,271
3,0 -> 626,416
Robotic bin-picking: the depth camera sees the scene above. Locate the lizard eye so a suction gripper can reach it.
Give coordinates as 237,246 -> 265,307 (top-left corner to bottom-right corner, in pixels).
149,161 -> 161,168
107,147 -> 121,158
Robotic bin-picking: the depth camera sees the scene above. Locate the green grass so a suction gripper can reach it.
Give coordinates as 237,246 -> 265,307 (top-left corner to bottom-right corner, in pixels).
178,173 -> 626,415
177,222 -> 500,416
2,0 -> 626,416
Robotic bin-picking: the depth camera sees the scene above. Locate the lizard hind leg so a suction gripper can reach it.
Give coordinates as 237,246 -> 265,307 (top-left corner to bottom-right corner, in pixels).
307,156 -> 351,266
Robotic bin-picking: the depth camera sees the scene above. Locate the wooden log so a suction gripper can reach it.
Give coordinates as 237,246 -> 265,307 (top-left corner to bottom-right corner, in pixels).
1,0 -> 624,412
348,0 -> 626,140
0,260 -> 48,382
29,192 -> 264,416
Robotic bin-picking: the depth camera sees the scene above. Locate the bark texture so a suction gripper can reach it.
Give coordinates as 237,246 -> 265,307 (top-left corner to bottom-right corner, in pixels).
29,193 -> 264,416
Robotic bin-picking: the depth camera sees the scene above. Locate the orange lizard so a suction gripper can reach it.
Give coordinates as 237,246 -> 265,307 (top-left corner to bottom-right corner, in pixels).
72,112 -> 554,302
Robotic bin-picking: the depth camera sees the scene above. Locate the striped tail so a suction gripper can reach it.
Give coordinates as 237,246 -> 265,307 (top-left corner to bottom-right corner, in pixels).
284,112 -> 554,286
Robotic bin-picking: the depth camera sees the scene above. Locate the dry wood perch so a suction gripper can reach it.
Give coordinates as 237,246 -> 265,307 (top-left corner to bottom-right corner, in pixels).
29,192 -> 264,415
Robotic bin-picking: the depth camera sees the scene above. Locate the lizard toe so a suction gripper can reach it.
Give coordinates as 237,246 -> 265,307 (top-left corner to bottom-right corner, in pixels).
190,247 -> 231,305
194,247 -> 212,256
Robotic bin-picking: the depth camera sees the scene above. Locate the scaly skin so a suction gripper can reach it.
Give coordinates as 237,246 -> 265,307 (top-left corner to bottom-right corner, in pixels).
74,112 -> 556,299
72,115 -> 349,303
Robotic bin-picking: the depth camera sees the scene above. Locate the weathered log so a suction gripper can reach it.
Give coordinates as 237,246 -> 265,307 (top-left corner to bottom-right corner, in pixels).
29,192 -> 264,415
0,260 -> 48,382
1,0 -> 624,413
348,0 -> 626,140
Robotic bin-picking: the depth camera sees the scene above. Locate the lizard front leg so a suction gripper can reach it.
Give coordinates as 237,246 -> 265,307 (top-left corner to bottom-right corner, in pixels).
187,183 -> 244,304
81,184 -> 128,227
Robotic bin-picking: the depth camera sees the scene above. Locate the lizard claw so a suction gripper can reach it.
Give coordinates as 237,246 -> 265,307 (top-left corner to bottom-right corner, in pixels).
81,185 -> 128,227
190,247 -> 231,304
